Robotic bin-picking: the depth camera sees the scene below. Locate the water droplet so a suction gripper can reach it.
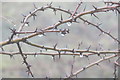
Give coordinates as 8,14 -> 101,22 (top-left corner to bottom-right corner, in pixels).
25,23 -> 29,26
52,29 -> 58,31
14,25 -> 16,27
66,22 -> 71,26
61,34 -> 65,37
38,34 -> 44,37
102,32 -> 105,34
80,54 -> 83,58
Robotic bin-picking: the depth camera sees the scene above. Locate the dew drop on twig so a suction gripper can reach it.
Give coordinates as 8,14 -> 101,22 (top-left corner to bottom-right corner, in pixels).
80,54 -> 83,58
38,34 -> 44,37
14,25 -> 16,27
61,34 -> 65,37
25,23 -> 29,26
66,22 -> 71,26
102,32 -> 105,35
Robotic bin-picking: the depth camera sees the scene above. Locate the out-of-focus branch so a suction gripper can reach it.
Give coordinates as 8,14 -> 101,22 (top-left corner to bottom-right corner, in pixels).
65,54 -> 117,79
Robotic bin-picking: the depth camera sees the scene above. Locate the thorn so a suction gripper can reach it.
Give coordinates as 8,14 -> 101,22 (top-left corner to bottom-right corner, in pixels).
61,13 -> 63,21
54,43 -> 57,49
92,13 -> 99,19
59,6 -> 61,9
40,29 -> 46,36
0,46 -> 4,51
73,17 -> 77,22
34,28 -> 38,32
9,28 -> 16,35
99,32 -> 103,36
33,3 -> 37,9
34,53 -> 37,57
58,50 -> 61,59
115,10 -> 118,15
83,5 -> 86,12
53,8 -> 57,15
98,23 -> 102,26
72,49 -> 75,53
84,55 -> 88,58
104,1 -> 106,5
49,2 -> 53,6
83,67 -> 86,70
29,13 -> 37,20
87,45 -> 91,51
59,20 -> 62,23
45,48 -> 47,51
9,54 -> 13,58
78,41 -> 82,49
92,5 -> 97,10
52,55 -> 55,61
97,53 -> 100,56
21,21 -> 23,23
79,52 -> 82,55
96,63 -> 99,66
21,14 -> 26,17
54,26 -> 58,29
40,7 -> 44,11
24,55 -> 27,59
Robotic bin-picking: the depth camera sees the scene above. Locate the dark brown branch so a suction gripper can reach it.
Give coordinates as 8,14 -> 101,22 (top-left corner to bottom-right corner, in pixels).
16,42 -> 34,77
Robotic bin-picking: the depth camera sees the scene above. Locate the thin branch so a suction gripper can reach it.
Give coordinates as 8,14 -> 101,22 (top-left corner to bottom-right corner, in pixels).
70,2 -> 82,17
65,54 -> 117,79
16,42 -> 34,77
14,29 -> 69,34
0,51 -> 94,56
23,41 -> 118,55
115,60 -> 120,67
79,17 -> 120,43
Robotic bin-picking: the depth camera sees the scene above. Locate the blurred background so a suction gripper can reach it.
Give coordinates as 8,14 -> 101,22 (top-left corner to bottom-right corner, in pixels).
1,2 -> 118,78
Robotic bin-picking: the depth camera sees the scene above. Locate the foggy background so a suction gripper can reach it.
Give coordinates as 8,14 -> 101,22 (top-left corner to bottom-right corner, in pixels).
1,2 -> 118,78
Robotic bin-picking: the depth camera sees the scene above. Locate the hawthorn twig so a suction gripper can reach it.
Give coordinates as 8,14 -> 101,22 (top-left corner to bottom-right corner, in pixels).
66,54 -> 117,79
0,51 -> 94,56
79,17 -> 120,43
1,3 -> 120,46
16,42 -> 34,77
1,2 -> 120,78
23,40 -> 118,55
